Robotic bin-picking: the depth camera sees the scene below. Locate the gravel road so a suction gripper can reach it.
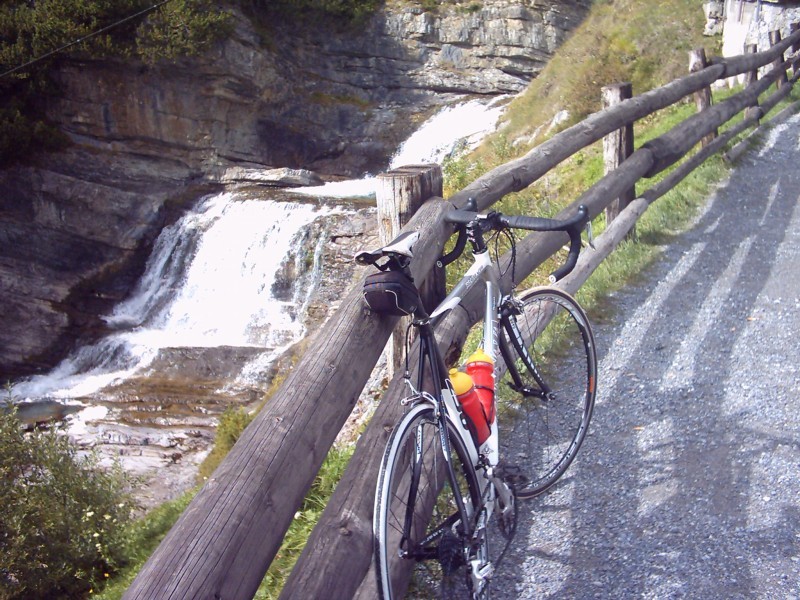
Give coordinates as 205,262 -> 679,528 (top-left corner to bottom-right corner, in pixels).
491,112 -> 800,599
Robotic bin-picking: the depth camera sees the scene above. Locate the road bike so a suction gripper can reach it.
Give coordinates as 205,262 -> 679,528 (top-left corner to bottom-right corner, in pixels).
356,200 -> 597,599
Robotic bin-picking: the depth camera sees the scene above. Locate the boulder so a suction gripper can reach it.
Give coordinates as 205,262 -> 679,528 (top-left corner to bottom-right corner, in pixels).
220,166 -> 324,187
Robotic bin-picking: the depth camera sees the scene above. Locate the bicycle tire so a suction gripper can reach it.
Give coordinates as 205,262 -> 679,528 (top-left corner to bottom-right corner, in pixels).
374,404 -> 486,599
499,286 -> 596,499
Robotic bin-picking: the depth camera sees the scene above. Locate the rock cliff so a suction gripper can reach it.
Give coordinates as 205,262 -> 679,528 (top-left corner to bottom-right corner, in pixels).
0,0 -> 589,379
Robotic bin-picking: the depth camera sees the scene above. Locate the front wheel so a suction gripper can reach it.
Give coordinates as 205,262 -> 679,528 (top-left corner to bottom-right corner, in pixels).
499,287 -> 597,499
373,404 -> 486,599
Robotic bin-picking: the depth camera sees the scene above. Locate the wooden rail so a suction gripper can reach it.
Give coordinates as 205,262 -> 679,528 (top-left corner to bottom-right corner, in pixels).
125,24 -> 800,600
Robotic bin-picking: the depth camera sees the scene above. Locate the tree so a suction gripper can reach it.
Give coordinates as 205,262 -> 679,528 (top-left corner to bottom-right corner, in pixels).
0,0 -> 231,167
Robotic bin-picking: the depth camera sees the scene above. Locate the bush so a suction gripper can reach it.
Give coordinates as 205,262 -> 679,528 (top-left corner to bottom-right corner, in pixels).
0,409 -> 133,600
245,0 -> 381,24
196,406 -> 255,482
136,0 -> 233,65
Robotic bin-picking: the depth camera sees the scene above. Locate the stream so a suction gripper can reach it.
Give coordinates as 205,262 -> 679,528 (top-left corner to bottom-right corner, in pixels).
8,96 -> 509,508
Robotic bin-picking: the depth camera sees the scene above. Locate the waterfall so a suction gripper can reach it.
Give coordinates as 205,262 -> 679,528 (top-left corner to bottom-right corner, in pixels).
12,193 -> 339,401
389,96 -> 508,168
292,95 -> 508,199
12,96 -> 508,404
9,95 -> 508,502
13,94 -> 508,406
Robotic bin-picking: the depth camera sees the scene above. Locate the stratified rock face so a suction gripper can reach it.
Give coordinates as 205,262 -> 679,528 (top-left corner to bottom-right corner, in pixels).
0,151 -> 210,377
0,1 -> 590,378
44,1 -> 590,177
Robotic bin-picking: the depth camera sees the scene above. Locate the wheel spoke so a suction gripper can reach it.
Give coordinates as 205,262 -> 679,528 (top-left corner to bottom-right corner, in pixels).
374,406 -> 487,599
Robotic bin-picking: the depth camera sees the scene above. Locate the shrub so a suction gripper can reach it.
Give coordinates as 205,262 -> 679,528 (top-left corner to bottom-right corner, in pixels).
0,408 -> 133,600
196,406 -> 255,482
136,0 -> 233,65
246,0 -> 381,24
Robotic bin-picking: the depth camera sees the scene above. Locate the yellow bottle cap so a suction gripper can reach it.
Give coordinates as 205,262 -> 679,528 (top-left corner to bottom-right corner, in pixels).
467,348 -> 494,365
449,368 -> 474,395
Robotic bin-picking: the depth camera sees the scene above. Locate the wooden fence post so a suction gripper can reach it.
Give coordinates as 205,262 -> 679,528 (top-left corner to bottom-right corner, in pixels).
376,164 -> 444,375
769,30 -> 788,89
743,43 -> 758,87
601,82 -> 635,230
791,23 -> 800,77
690,48 -> 717,147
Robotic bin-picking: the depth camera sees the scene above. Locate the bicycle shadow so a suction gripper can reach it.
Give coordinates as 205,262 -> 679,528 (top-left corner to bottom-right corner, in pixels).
491,116 -> 800,599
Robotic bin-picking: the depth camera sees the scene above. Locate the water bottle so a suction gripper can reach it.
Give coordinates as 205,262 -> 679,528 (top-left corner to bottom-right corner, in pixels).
465,348 -> 495,424
449,368 -> 490,445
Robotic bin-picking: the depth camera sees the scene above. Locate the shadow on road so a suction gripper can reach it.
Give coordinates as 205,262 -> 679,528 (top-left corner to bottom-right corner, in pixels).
493,114 -> 800,599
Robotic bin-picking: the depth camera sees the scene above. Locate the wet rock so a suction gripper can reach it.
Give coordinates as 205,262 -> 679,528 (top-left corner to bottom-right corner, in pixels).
220,166 -> 324,187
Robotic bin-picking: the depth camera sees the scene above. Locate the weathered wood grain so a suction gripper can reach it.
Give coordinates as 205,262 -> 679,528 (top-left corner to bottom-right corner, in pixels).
602,82 -> 636,226
691,48 -> 717,147
377,165 -> 445,375
743,43 -> 759,87
770,30 -> 789,90
640,70 -> 781,178
448,65 -> 724,211
711,26 -> 800,78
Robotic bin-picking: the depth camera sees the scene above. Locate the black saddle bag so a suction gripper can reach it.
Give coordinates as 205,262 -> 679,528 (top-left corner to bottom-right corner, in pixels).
363,270 -> 420,316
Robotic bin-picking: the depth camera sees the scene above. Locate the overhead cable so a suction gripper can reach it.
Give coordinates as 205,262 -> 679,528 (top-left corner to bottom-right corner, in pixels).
0,0 -> 174,79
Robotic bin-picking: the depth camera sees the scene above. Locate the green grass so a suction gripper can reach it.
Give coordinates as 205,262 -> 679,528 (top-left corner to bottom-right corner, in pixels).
90,444 -> 353,600
90,490 -> 197,599
253,445 -> 353,599
486,0 -> 709,152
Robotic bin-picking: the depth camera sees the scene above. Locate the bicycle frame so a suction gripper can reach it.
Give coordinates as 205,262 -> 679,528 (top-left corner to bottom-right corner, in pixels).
370,203 -> 593,599
404,247 -> 520,545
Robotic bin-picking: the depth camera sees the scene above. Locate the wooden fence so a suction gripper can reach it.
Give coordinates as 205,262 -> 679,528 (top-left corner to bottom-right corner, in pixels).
124,25 -> 800,600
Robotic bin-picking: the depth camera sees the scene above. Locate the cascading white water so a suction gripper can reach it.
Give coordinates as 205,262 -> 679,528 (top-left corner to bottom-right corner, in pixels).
292,96 -> 508,199
113,194 -> 328,348
389,96 -> 508,168
13,95 -> 507,407
12,193 -> 337,401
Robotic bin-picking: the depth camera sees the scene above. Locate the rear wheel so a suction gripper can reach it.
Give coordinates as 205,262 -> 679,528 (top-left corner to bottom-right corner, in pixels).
374,404 -> 486,599
499,287 -> 596,499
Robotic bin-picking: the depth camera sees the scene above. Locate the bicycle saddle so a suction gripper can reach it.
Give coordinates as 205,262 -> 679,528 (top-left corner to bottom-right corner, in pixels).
355,231 -> 420,266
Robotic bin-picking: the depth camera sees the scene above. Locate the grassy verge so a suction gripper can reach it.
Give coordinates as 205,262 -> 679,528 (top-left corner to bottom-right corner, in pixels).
90,490 -> 196,599
92,442 -> 354,599
455,81 -> 800,352
488,0 -> 709,151
253,445 -> 354,599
